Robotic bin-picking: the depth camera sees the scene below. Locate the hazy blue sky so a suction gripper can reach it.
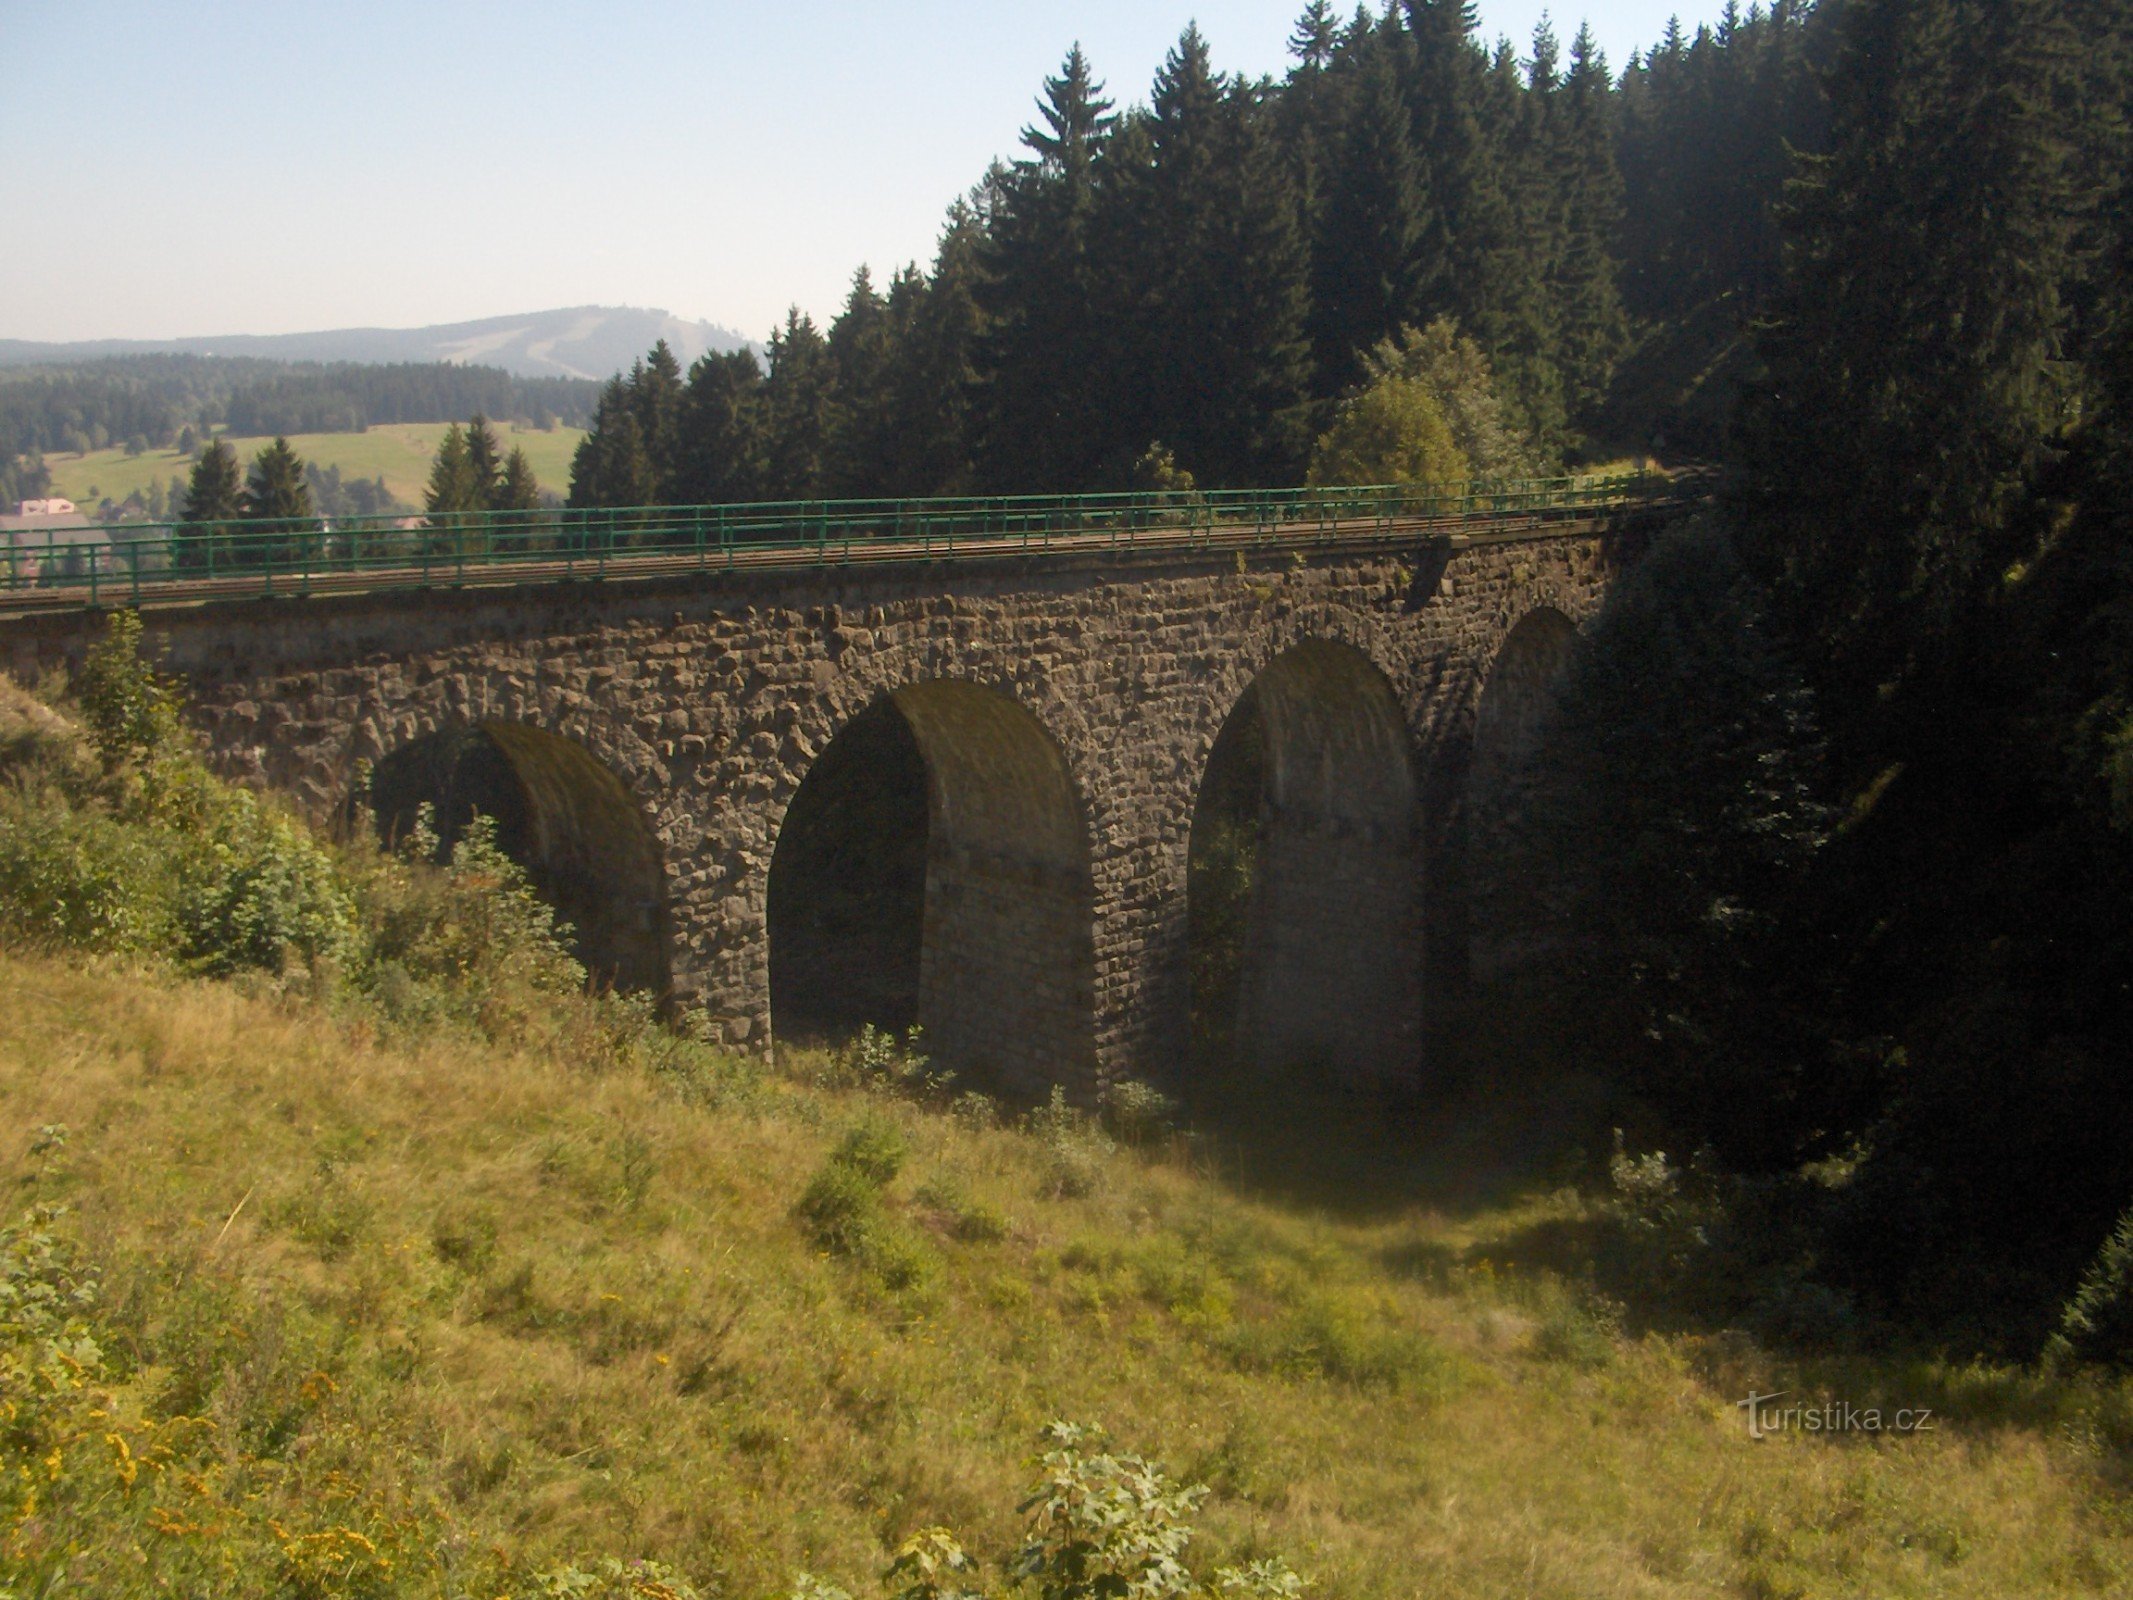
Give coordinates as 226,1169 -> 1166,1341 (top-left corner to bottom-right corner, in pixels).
2,1 -> 1725,344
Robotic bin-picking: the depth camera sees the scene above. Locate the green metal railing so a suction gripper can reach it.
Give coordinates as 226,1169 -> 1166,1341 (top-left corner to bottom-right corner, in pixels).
0,473 -> 1686,615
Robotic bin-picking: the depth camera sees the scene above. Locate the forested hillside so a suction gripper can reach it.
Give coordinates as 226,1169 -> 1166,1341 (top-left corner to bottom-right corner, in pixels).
565,0 -> 1830,507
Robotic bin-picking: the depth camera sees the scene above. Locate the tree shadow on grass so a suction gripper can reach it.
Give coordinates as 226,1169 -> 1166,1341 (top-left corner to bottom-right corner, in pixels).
1174,1059 -> 1620,1223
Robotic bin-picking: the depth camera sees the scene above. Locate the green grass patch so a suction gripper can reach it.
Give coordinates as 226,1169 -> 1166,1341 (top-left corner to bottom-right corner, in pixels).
44,421 -> 586,511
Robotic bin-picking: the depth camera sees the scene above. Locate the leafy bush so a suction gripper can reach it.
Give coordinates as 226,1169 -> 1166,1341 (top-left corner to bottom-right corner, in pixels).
1306,374 -> 1467,489
74,609 -> 181,770
795,1118 -> 934,1291
1099,1078 -> 1177,1147
788,1424 -> 1306,1600
1357,318 -> 1546,481
170,789 -> 358,976
1028,1088 -> 1115,1200
0,796 -> 173,951
1013,1422 -> 1306,1600
1,619 -> 695,1075
832,1114 -> 910,1187
350,808 -> 586,1033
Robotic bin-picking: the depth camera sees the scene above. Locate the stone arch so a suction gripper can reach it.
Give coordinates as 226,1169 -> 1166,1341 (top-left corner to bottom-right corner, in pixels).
364,721 -> 673,997
1472,606 -> 1578,798
768,678 -> 1098,1095
1186,638 -> 1421,1089
1467,605 -> 1580,982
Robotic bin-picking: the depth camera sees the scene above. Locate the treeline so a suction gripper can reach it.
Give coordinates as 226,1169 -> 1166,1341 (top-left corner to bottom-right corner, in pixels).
0,354 -> 598,462
1484,0 -> 2133,1355
568,2 -> 1830,508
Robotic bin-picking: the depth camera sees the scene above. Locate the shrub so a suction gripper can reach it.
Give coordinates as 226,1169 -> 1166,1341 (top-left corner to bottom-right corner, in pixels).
795,1120 -> 935,1291
1013,1421 -> 1206,1600
829,1023 -> 952,1100
350,809 -> 587,1035
170,790 -> 357,977
0,796 -> 172,951
75,609 -> 181,770
2047,1203 -> 2133,1371
1013,1422 -> 1308,1600
883,1527 -> 984,1600
1099,1078 -> 1177,1147
833,1115 -> 910,1187
1306,375 -> 1468,489
1028,1088 -> 1114,1201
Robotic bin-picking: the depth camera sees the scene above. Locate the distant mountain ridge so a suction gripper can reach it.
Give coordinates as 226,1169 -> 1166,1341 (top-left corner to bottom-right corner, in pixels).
0,307 -> 753,382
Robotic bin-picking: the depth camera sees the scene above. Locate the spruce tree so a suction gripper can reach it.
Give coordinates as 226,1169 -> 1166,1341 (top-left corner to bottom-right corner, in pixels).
630,340 -> 686,499
496,447 -> 540,512
973,45 -> 1119,490
567,378 -> 658,515
174,438 -> 242,570
464,414 -> 504,509
825,266 -> 897,497
1553,25 -> 1629,425
675,349 -> 768,505
424,424 -> 480,518
1309,16 -> 1427,397
888,201 -> 987,496
1131,27 -> 1313,485
239,437 -> 316,567
1276,0 -> 1349,273
1739,0 -> 2089,684
761,309 -> 834,499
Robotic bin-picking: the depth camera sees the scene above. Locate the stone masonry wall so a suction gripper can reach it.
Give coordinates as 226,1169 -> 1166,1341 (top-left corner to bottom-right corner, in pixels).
1,525 -> 1632,1092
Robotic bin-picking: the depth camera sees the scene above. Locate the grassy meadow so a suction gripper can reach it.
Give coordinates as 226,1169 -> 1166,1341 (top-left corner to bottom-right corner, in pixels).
44,421 -> 588,511
6,953 -> 2133,1596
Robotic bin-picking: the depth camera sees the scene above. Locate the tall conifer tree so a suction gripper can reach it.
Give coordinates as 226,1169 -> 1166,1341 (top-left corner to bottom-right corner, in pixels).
973,46 -> 1119,489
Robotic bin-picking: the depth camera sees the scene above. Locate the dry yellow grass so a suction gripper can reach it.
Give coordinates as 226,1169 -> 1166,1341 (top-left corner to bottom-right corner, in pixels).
3,949 -> 2131,1597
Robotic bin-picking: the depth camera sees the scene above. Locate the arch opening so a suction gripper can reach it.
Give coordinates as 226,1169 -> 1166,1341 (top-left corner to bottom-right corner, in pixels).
364,722 -> 673,997
1186,640 -> 1421,1090
768,682 -> 1097,1095
766,699 -> 929,1041
1467,607 -> 1579,983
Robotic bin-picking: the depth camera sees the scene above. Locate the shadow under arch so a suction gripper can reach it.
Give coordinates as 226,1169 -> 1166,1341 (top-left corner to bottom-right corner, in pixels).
1187,638 -> 1421,1091
362,722 -> 673,997
767,680 -> 1097,1096
1467,606 -> 1579,983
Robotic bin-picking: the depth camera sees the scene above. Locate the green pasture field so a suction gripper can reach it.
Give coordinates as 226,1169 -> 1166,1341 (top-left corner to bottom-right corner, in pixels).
42,420 -> 587,512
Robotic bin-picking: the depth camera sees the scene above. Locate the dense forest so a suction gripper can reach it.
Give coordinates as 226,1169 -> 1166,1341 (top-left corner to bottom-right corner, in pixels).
0,355 -> 598,503
1481,0 -> 2132,1359
570,0 -> 2133,1359
564,0 -> 1831,507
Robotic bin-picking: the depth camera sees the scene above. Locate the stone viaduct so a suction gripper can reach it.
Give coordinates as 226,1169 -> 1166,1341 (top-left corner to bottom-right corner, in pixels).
3,515 -> 1658,1099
